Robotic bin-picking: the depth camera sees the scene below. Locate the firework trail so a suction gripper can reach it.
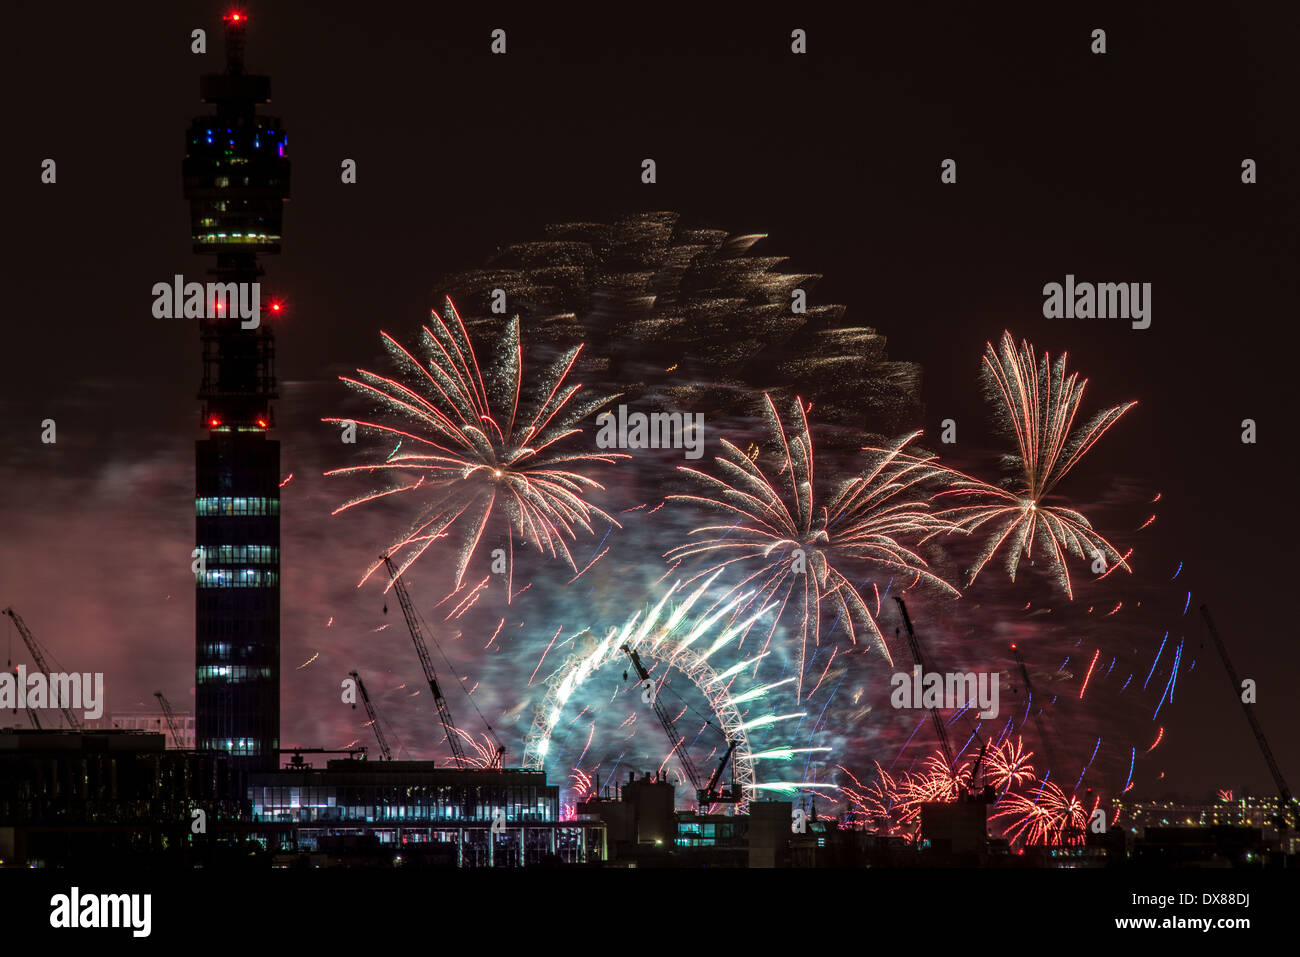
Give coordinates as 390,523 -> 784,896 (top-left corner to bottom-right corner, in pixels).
569,768 -> 595,801
667,394 -> 961,699
325,296 -> 628,598
984,735 -> 1037,794
991,777 -> 1088,846
451,728 -> 507,769
433,212 -> 926,440
936,331 -> 1135,598
840,762 -> 906,833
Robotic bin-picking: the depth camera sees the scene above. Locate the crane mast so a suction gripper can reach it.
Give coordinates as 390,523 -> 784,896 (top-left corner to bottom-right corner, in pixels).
3,607 -> 82,731
704,741 -> 739,802
893,597 -> 954,771
969,740 -> 988,793
349,670 -> 392,761
624,644 -> 703,794
622,644 -> 739,806
1009,643 -> 1060,780
5,666 -> 42,729
153,691 -> 185,748
1200,605 -> 1295,828
383,556 -> 468,769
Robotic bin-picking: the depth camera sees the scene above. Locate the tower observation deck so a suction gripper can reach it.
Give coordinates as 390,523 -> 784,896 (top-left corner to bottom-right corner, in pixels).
183,12 -> 289,770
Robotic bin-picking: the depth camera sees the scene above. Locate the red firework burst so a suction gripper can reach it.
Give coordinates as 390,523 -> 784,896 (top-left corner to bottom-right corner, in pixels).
991,777 -> 1088,846
984,735 -> 1037,793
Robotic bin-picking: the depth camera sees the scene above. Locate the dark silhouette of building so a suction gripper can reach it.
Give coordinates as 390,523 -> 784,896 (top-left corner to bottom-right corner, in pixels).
0,731 -> 604,868
1133,826 -> 1271,868
0,729 -> 249,868
920,800 -> 990,859
183,13 -> 290,769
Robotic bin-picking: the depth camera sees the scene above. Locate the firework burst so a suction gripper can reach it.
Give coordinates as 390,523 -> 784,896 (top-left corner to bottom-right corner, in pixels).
840,753 -> 973,837
325,297 -> 628,598
841,736 -> 1040,839
984,735 -> 1037,794
991,778 -> 1088,846
523,574 -> 833,808
666,395 -> 960,699
937,331 -> 1135,598
898,751 -> 975,809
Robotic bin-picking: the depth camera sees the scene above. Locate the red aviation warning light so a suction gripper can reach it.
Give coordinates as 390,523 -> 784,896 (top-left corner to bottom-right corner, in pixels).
224,11 -> 245,23
269,300 -> 283,315
208,416 -> 222,428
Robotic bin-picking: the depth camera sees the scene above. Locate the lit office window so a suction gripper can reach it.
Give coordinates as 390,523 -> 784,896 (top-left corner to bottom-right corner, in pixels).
198,545 -> 278,564
195,496 -> 281,516
195,568 -> 279,588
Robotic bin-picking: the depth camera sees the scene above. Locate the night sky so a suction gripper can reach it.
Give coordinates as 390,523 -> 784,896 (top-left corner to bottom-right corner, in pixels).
2,2 -> 1296,803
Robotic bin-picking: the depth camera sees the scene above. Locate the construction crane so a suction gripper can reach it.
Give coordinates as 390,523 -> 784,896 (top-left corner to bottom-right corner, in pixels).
703,741 -> 739,804
2,607 -> 81,731
622,644 -> 740,806
382,555 -> 504,769
1200,605 -> 1295,829
384,556 -> 467,769
14,676 -> 41,730
1009,642 -> 1061,781
968,739 -> 989,795
349,670 -> 392,761
4,665 -> 42,730
893,597 -> 996,802
153,691 -> 185,749
893,597 -> 955,771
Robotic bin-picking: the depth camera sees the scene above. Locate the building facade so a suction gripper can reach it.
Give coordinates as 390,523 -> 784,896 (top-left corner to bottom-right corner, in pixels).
248,761 -> 605,866
87,710 -> 197,749
184,13 -> 289,768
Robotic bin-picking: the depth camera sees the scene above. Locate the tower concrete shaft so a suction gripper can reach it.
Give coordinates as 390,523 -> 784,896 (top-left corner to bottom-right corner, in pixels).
183,13 -> 289,770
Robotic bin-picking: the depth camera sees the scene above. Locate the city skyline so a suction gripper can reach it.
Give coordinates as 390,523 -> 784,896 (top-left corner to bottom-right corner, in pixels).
1,4 -> 1295,825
